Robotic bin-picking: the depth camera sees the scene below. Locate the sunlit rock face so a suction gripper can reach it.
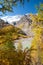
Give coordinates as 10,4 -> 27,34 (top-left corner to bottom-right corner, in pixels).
15,15 -> 32,31
14,37 -> 33,50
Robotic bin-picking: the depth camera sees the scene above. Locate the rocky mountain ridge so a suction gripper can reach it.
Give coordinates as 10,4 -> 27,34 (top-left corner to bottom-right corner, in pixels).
0,14 -> 33,33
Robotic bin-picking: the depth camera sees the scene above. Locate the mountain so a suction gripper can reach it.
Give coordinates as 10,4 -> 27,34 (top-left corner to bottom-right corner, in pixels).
0,17 -> 28,44
0,19 -> 9,28
0,14 -> 33,35
0,14 -> 32,26
1,15 -> 23,24
15,14 -> 32,32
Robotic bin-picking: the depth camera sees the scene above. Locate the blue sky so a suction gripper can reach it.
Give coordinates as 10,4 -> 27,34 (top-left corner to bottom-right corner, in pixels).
1,0 -> 43,16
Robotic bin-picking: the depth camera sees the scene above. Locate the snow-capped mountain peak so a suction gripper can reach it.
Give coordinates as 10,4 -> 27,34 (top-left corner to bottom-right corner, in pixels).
1,15 -> 23,24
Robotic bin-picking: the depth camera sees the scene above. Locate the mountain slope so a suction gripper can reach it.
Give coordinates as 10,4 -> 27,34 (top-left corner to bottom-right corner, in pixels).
0,19 -> 9,28
0,25 -> 27,44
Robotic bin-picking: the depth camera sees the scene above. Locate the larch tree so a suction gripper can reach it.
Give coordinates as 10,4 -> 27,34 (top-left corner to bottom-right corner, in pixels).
31,3 -> 43,65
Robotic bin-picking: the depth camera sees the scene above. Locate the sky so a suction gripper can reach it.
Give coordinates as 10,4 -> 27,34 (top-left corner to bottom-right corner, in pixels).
0,0 -> 43,16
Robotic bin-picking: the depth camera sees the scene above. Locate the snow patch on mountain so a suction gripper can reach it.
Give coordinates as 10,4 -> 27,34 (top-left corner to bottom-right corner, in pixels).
1,15 -> 23,24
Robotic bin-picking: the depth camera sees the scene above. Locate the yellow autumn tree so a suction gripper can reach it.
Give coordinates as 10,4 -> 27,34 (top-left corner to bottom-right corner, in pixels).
31,3 -> 43,65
